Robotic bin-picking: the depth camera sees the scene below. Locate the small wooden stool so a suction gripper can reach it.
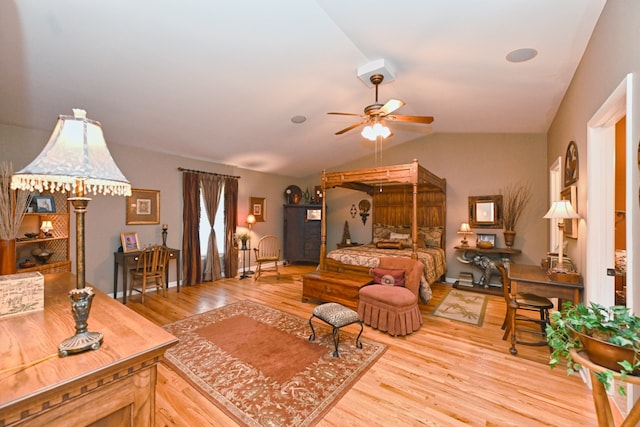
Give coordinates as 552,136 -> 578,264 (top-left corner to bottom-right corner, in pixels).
309,302 -> 363,357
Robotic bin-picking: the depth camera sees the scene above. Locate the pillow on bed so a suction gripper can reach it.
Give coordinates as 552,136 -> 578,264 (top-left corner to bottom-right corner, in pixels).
420,226 -> 444,248
372,223 -> 394,243
371,268 -> 406,287
389,232 -> 412,248
375,240 -> 403,249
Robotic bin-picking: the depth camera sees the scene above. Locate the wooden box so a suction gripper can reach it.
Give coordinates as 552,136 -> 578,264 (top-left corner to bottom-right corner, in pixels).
548,271 -> 582,284
0,271 -> 44,317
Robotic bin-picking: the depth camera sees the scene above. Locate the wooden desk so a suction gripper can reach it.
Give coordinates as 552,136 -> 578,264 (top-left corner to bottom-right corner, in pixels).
508,263 -> 583,304
114,247 -> 180,304
0,273 -> 178,426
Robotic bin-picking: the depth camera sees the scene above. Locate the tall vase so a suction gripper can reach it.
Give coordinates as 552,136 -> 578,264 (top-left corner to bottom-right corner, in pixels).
503,230 -> 516,248
0,239 -> 17,275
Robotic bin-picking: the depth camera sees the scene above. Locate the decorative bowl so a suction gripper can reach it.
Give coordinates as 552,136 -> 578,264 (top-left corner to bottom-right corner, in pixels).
24,232 -> 39,239
19,259 -> 36,268
477,240 -> 494,249
33,251 -> 53,263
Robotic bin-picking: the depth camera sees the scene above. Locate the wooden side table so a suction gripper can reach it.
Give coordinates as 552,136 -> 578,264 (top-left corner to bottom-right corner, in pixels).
570,349 -> 640,426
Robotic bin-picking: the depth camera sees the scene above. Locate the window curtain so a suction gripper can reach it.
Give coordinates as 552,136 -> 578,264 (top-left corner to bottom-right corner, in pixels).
182,171 -> 201,286
224,177 -> 238,277
200,174 -> 223,281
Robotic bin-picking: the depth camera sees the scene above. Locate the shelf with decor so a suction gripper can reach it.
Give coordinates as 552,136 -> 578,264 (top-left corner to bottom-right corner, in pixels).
15,192 -> 71,274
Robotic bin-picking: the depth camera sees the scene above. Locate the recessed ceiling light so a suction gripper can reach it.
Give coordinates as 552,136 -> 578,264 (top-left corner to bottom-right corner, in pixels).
291,115 -> 306,124
506,48 -> 538,63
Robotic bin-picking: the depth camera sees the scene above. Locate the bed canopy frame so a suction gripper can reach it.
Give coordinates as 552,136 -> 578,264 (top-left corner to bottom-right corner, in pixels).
319,159 -> 446,270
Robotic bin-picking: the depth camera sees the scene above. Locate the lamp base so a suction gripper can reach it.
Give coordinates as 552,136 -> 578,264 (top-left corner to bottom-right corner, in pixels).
58,287 -> 103,357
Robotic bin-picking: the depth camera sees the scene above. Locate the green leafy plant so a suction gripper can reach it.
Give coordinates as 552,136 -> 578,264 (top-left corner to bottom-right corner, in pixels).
546,301 -> 640,395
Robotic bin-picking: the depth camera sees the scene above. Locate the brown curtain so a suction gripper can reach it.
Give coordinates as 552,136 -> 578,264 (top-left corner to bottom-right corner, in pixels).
182,171 -> 201,286
224,177 -> 238,277
200,174 -> 223,281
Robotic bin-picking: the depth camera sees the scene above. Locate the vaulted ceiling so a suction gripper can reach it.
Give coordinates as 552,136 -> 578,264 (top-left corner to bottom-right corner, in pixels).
0,1 -> 606,177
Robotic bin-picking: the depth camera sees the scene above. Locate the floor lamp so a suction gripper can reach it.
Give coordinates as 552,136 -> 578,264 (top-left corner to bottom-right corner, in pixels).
544,200 -> 579,273
246,214 -> 256,274
12,109 -> 131,357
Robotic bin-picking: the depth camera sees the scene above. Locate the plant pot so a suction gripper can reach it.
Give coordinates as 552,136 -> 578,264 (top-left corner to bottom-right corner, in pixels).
570,325 -> 638,373
0,239 -> 17,275
503,230 -> 516,248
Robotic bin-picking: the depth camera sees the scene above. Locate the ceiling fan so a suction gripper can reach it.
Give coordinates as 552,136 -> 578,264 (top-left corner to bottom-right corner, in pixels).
328,74 -> 434,139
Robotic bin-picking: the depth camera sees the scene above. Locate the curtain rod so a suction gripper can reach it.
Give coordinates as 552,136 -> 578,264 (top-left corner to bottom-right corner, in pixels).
178,167 -> 240,179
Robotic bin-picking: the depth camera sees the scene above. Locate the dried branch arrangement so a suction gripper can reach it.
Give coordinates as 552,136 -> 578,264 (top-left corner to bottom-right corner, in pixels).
501,182 -> 532,231
0,162 -> 33,240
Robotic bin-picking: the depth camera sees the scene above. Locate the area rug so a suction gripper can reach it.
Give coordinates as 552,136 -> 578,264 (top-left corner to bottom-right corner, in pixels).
431,289 -> 488,326
162,300 -> 387,426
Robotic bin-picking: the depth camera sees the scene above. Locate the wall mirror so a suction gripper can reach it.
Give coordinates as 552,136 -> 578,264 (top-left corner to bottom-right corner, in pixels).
468,195 -> 503,228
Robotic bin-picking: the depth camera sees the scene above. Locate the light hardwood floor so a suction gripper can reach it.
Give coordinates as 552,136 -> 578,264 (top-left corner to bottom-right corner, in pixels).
125,264 -> 598,427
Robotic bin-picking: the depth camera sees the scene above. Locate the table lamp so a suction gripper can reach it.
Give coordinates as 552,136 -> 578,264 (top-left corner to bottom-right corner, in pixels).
40,220 -> 54,237
457,222 -> 472,248
12,109 -> 131,357
544,200 -> 579,273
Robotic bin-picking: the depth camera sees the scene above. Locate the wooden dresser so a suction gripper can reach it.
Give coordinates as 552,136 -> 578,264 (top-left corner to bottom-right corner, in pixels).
0,273 -> 178,426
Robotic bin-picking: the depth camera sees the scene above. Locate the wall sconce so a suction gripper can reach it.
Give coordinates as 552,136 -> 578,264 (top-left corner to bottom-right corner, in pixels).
350,204 -> 357,218
457,223 -> 472,248
40,220 -> 54,238
359,199 -> 371,225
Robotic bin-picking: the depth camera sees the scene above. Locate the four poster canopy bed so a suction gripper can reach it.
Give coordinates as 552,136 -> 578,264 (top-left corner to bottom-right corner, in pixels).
318,159 -> 447,303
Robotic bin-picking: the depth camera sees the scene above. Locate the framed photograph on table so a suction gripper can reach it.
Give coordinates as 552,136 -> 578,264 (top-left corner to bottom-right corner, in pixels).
561,185 -> 578,239
250,197 -> 265,222
120,232 -> 140,253
33,195 -> 56,213
126,189 -> 160,225
477,233 -> 496,247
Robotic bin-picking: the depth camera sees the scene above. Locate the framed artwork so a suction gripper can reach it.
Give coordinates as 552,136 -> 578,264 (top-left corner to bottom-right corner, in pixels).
33,195 -> 56,213
250,197 -> 265,222
561,185 -> 578,239
477,233 -> 496,247
120,232 -> 140,253
564,141 -> 579,187
468,195 -> 503,228
126,189 -> 160,225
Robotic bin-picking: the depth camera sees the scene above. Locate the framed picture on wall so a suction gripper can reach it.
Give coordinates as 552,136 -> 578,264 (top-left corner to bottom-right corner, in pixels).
561,185 -> 578,239
564,141 -> 579,187
126,189 -> 160,225
250,197 -> 265,222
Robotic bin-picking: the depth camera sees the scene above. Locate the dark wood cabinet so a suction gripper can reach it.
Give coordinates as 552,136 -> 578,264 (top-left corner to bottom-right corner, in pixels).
283,204 -> 321,264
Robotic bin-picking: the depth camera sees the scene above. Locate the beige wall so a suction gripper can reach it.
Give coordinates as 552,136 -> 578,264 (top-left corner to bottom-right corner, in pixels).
1,123 -> 301,295
312,132 -> 548,282
547,0 -> 640,289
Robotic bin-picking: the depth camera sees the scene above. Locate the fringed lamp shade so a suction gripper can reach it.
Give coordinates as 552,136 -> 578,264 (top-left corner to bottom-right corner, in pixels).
11,109 -> 130,197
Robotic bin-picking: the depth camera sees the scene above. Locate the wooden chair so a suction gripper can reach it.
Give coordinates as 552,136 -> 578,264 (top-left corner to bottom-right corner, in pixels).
253,235 -> 281,280
129,245 -> 169,303
496,262 -> 554,355
357,257 -> 424,336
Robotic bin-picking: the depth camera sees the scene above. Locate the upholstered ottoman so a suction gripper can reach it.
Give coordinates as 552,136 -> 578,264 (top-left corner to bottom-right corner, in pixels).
358,284 -> 423,336
309,302 -> 363,357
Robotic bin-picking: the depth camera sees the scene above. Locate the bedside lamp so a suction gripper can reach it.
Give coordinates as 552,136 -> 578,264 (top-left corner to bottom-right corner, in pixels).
12,109 -> 131,357
40,220 -> 54,238
457,223 -> 473,248
544,200 -> 579,273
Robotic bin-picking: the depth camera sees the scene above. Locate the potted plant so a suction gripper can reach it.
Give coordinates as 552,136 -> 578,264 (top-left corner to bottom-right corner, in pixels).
0,161 -> 33,274
546,301 -> 640,395
500,182 -> 531,247
236,232 -> 249,250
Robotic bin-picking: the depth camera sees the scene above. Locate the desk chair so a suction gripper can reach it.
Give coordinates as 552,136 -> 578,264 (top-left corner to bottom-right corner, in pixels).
129,245 -> 169,303
253,235 -> 281,280
496,262 -> 554,355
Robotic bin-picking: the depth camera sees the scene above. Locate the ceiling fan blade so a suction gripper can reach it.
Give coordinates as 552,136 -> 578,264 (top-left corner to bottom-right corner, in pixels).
386,114 -> 434,124
328,112 -> 364,117
378,99 -> 405,116
335,120 -> 368,135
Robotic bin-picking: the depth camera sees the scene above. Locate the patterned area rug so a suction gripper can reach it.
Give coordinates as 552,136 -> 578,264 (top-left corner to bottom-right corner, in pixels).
432,289 -> 488,326
163,300 -> 386,426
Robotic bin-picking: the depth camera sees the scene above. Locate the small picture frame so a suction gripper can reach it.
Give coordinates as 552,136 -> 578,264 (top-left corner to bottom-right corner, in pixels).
564,141 -> 579,187
34,195 -> 56,213
249,197 -> 265,222
477,233 -> 496,246
126,189 -> 160,225
120,232 -> 140,253
561,185 -> 578,239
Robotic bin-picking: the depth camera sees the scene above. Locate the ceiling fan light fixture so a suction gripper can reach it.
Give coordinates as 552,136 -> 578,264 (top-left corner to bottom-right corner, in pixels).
361,122 -> 391,141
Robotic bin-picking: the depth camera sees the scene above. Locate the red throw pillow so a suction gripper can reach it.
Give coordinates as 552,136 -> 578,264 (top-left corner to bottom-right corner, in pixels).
371,267 -> 406,287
